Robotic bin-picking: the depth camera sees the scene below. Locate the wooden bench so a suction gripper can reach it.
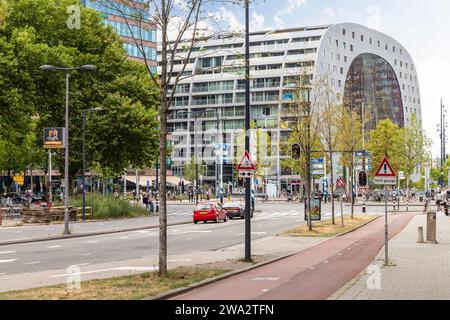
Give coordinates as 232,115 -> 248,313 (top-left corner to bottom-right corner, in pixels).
76,207 -> 93,220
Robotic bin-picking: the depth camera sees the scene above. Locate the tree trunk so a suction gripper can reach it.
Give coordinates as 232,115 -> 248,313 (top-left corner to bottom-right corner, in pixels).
329,152 -> 335,224
158,97 -> 168,277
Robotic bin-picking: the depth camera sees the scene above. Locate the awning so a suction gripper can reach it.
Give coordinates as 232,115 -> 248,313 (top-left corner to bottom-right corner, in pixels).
125,175 -> 192,187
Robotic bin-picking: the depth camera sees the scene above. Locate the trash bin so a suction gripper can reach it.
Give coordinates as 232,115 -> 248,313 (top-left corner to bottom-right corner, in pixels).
427,211 -> 437,243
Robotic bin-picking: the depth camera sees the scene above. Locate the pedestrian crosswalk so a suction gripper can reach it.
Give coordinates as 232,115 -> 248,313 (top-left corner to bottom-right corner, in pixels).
168,209 -> 333,218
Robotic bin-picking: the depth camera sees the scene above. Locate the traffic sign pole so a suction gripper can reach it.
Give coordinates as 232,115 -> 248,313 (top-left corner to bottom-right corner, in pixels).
385,184 -> 389,266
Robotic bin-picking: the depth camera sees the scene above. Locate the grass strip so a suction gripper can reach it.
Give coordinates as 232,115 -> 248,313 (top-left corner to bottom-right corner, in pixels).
0,266 -> 229,300
279,215 -> 377,238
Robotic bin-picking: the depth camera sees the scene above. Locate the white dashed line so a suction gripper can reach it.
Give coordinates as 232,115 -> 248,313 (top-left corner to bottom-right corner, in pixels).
24,261 -> 40,265
80,253 -> 92,256
46,245 -> 62,249
50,266 -> 156,278
86,240 -> 99,244
0,259 -> 17,263
168,258 -> 192,262
262,289 -> 270,292
251,277 -> 280,281
185,238 -> 193,241
0,251 -> 16,255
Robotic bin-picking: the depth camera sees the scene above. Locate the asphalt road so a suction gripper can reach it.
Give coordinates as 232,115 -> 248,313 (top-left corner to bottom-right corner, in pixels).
0,202 -> 337,276
0,200 -> 399,293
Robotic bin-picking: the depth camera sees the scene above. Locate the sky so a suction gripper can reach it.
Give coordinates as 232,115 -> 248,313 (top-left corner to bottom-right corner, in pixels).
207,0 -> 450,158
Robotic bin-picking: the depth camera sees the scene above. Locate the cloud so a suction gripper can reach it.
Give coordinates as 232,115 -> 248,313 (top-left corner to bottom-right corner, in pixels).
251,11 -> 266,31
322,6 -> 335,18
273,0 -> 307,28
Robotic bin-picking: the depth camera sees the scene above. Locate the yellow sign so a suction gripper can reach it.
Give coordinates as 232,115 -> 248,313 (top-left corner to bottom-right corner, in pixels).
13,175 -> 24,186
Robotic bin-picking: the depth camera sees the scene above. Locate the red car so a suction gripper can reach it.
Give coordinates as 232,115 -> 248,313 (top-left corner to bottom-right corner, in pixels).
193,202 -> 228,224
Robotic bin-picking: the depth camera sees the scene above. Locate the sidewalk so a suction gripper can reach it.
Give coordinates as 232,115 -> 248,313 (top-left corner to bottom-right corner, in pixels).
331,212 -> 450,300
170,213 -> 414,300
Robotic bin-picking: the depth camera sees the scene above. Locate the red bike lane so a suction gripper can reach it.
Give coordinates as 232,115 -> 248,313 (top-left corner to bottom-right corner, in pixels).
171,213 -> 415,300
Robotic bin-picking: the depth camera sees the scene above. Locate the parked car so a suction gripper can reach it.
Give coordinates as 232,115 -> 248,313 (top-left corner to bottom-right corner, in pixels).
193,201 -> 228,224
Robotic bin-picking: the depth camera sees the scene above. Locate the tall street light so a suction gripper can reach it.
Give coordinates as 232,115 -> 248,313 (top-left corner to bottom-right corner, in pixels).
39,64 -> 97,235
82,107 -> 103,222
244,0 -> 252,262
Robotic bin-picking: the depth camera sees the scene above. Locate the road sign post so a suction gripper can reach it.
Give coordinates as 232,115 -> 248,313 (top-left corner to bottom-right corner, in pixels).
236,149 -> 256,262
374,157 -> 396,266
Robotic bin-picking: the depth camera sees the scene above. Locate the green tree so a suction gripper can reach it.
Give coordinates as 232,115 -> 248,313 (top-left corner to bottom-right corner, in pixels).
0,0 -> 160,191
398,114 -> 430,196
337,107 -> 362,218
367,119 -> 403,176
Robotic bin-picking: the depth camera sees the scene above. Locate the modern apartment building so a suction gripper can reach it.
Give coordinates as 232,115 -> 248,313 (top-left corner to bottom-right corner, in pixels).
82,0 -> 157,71
160,23 -> 422,195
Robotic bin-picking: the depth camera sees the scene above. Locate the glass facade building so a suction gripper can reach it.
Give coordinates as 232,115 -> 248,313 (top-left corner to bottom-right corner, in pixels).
81,0 -> 157,71
343,53 -> 404,130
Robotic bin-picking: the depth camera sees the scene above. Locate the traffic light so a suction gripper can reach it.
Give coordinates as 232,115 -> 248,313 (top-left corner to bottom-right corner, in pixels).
291,143 -> 301,160
358,171 -> 368,187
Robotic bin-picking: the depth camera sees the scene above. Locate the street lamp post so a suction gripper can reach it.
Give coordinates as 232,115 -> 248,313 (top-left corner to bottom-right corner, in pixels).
244,0 -> 252,262
39,64 -> 97,235
82,107 -> 103,222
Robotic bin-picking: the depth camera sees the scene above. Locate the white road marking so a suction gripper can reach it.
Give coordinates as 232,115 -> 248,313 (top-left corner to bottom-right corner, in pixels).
77,263 -> 92,267
262,289 -> 270,292
0,251 -> 16,255
168,258 -> 192,262
251,277 -> 280,281
24,261 -> 40,265
0,259 -> 17,263
324,261 -> 329,263
338,253 -> 343,256
0,273 -> 6,275
80,253 -> 92,256
185,238 -> 193,240
86,240 -> 99,244
172,230 -> 213,235
46,245 -> 62,249
310,267 -> 315,270
236,232 -> 266,236
50,266 -> 157,278
12,231 -> 23,234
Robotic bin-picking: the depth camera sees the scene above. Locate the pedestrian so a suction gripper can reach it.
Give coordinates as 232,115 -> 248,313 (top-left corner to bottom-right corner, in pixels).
143,192 -> 149,211
149,197 -> 154,214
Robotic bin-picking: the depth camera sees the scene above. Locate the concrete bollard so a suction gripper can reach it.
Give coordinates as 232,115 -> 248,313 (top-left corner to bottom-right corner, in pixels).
417,226 -> 424,243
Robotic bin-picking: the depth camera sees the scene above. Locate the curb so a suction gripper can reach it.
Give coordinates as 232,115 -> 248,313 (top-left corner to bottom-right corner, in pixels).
0,220 -> 192,246
146,215 -> 381,300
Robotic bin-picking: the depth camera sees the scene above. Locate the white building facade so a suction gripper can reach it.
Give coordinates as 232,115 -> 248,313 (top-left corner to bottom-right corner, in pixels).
160,23 -> 422,195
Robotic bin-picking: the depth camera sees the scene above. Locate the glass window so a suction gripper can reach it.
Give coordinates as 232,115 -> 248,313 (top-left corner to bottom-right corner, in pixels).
343,53 -> 404,130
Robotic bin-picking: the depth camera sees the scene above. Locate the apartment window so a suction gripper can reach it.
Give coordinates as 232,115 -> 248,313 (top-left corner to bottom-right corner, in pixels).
338,79 -> 342,87
406,62 -> 408,69
342,28 -> 346,36
369,38 -> 373,45
336,54 -> 341,61
400,48 -> 403,55
395,59 -> 397,65
400,61 -> 403,67
350,44 -> 353,52
344,56 -> 347,63
343,42 -> 347,50
352,31 -> 355,39
340,67 -> 344,75
393,46 -> 396,53
385,44 -> 388,50
400,72 -> 402,78
377,40 -> 380,47
336,39 -> 339,47
361,35 -> 364,42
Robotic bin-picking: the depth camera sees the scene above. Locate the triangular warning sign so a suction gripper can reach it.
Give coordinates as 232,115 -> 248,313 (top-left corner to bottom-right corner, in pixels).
236,150 -> 256,171
336,178 -> 346,188
374,157 -> 396,177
